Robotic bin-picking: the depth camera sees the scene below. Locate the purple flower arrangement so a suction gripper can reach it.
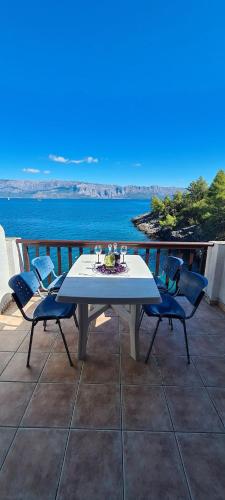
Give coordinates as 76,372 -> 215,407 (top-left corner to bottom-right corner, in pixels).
95,263 -> 127,275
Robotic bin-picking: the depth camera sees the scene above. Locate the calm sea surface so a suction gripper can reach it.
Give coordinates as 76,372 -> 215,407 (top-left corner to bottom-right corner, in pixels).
0,198 -> 150,241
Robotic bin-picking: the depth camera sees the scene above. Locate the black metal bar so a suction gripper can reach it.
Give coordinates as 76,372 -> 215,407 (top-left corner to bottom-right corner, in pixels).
73,313 -> 79,330
27,321 -> 35,367
181,319 -> 190,364
57,319 -> 73,366
145,317 -> 161,363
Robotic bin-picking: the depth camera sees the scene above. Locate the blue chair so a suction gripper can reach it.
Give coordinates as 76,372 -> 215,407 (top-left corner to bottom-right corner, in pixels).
142,270 -> 208,364
155,255 -> 183,293
32,256 -> 66,293
8,271 -> 77,368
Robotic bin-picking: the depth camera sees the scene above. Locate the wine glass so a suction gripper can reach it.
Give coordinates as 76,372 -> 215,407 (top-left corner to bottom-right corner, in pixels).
94,245 -> 102,264
120,245 -> 127,264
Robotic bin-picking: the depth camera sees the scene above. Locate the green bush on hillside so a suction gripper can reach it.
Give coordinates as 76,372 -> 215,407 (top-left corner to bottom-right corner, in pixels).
151,170 -> 225,239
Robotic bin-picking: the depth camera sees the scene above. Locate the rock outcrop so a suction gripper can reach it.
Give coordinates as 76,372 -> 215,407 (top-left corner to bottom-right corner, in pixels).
132,212 -> 205,241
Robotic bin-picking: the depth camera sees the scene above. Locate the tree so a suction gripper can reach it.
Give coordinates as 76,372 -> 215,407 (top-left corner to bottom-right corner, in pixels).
147,170 -> 225,240
208,170 -> 225,201
151,196 -> 165,214
187,177 -> 208,202
208,170 -> 225,228
159,214 -> 177,228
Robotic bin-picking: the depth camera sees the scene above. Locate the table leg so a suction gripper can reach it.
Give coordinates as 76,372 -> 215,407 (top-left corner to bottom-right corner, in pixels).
129,304 -> 141,361
78,303 -> 89,360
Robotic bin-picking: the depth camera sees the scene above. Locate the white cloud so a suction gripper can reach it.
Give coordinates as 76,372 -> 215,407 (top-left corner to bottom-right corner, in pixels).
43,170 -> 50,174
133,162 -> 142,167
22,168 -> 40,174
69,159 -> 84,164
48,154 -> 69,163
49,154 -> 99,165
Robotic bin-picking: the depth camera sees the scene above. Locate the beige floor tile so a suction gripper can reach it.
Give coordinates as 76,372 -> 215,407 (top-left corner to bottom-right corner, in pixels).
0,352 -> 48,382
40,353 -> 81,383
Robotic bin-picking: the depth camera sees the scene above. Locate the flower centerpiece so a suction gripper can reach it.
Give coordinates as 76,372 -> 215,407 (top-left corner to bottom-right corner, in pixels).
94,243 -> 127,275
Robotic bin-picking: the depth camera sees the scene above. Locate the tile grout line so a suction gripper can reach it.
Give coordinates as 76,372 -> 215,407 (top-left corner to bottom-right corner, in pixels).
54,342 -> 85,499
0,352 -> 15,378
0,336 -> 54,473
191,357 -> 225,432
119,317 -> 125,500
154,356 -> 193,500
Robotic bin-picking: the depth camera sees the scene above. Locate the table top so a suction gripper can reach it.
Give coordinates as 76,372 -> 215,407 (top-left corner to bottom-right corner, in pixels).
56,254 -> 161,305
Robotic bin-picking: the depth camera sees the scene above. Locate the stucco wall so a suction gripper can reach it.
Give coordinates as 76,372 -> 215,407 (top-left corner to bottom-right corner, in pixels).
0,226 -> 22,312
205,241 -> 225,309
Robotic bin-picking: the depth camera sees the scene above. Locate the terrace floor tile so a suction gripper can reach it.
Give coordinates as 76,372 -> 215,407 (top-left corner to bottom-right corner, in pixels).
189,334 -> 225,356
87,330 -> 120,354
18,330 -> 56,353
0,313 -> 29,332
0,381 -> 35,426
122,385 -> 172,431
72,383 -> 121,429
81,354 -> 120,384
0,298 -> 224,498
157,355 -> 203,387
0,427 -> 16,467
120,330 -> 155,356
52,331 -> 78,353
40,353 -> 80,383
0,352 -> 48,382
0,351 -> 14,375
0,428 -> 67,500
123,431 -> 189,499
178,432 -> 225,500
165,386 -> 224,432
154,332 -> 188,356
192,356 -> 225,386
121,355 -> 161,385
208,388 -> 225,426
0,331 -> 27,351
90,314 -> 119,334
57,429 -> 123,500
22,383 -> 76,428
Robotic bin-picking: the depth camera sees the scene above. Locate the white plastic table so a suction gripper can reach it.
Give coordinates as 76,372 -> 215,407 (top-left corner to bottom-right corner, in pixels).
56,254 -> 161,361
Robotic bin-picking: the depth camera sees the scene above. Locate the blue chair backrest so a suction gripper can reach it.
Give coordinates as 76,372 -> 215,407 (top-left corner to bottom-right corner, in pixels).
163,256 -> 183,281
178,270 -> 208,306
32,256 -> 54,282
9,272 -> 40,308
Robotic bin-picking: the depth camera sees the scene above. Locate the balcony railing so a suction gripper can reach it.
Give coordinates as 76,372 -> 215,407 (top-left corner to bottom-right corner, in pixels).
16,239 -> 213,284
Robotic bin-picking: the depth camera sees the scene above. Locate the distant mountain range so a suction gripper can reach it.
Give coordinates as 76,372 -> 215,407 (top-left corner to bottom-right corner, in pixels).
0,179 -> 185,199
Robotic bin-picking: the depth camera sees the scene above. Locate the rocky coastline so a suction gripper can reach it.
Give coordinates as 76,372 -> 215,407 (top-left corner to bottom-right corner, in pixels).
132,212 -> 204,241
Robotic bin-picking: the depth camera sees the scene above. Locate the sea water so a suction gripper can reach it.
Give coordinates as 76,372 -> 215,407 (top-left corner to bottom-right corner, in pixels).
0,198 -> 150,241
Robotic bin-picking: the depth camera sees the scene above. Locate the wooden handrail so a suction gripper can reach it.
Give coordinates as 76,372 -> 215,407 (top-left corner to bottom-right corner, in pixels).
16,238 -> 212,276
16,239 -> 213,249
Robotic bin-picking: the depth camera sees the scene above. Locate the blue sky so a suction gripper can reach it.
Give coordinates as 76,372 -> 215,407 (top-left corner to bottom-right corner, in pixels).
0,0 -> 225,187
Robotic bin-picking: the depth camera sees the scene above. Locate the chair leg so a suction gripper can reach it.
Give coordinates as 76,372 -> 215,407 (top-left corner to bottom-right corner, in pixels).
139,308 -> 144,329
43,320 -> 47,331
182,319 -> 190,364
168,318 -> 173,331
27,322 -> 35,367
57,320 -> 73,366
145,317 -> 161,364
73,313 -> 79,330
